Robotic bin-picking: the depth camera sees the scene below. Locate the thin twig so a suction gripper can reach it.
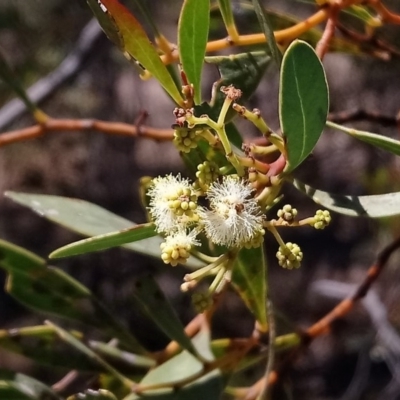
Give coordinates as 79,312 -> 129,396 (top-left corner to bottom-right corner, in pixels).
316,5 -> 340,59
369,0 -> 400,24
52,370 -> 79,392
328,108 -> 399,126
306,236 -> 400,339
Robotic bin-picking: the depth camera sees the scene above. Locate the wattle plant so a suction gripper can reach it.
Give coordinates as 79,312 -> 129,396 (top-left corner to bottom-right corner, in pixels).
1,1 -> 400,399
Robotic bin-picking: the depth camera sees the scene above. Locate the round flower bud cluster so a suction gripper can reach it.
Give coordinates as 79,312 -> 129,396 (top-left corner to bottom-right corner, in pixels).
167,187 -> 198,217
313,210 -> 331,230
192,291 -> 213,313
244,229 -> 265,249
160,230 -> 199,267
173,128 -> 202,153
148,173 -> 266,267
196,161 -> 220,187
276,242 -> 303,269
277,204 -> 298,223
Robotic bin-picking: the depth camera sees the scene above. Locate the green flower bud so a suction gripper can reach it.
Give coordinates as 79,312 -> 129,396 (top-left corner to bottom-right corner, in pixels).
313,210 -> 331,230
195,161 -> 220,187
277,204 -> 298,222
192,291 -> 213,313
244,228 -> 265,249
173,128 -> 201,153
276,242 -> 303,269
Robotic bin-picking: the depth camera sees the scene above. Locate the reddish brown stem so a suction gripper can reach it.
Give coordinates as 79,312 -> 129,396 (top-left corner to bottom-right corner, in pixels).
316,5 -> 340,59
306,236 -> 400,338
0,118 -> 174,148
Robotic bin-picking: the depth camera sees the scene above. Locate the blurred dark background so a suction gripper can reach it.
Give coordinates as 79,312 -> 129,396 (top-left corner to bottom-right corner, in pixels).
0,1 -> 400,399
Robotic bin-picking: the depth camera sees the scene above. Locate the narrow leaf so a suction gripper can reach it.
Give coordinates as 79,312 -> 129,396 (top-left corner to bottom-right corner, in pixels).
0,239 -> 146,353
251,0 -> 282,67
87,0 -> 124,48
5,191 -> 204,269
46,321 -> 134,388
327,121 -> 400,156
124,331 -> 223,400
0,370 -> 62,400
343,5 -> 382,27
50,223 -> 156,259
232,246 -> 267,331
89,341 -> 155,369
0,325 -> 104,371
178,0 -> 210,104
92,0 -> 183,105
132,275 -> 199,357
279,40 -> 329,172
217,0 -> 237,30
293,179 -> 400,218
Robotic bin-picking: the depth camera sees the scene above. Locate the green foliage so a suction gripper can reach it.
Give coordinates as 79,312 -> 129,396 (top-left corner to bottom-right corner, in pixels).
0,371 -> 62,400
279,40 -> 329,172
1,1 -> 400,399
178,0 -> 210,104
251,0 -> 282,67
50,223 -> 157,259
232,246 -> 267,330
0,239 -> 146,353
293,179 -> 400,218
91,0 -> 183,105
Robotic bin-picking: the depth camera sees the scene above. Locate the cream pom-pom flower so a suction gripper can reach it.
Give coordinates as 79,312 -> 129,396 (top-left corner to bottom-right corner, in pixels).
199,176 -> 264,248
147,174 -> 198,234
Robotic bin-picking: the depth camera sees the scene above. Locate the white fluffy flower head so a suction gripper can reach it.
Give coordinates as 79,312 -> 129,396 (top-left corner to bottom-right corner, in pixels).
200,175 -> 264,248
148,174 -> 198,234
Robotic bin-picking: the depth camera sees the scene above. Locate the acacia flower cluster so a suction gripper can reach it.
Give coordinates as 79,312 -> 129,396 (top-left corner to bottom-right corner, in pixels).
148,174 -> 265,266
147,174 -> 332,276
199,176 -> 265,248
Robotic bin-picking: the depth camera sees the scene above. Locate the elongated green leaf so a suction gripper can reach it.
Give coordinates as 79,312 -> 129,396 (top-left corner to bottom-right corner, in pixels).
92,0 -> 183,105
124,331 -> 224,400
342,5 -> 382,27
204,51 -> 271,121
0,325 -> 104,371
251,0 -> 282,67
50,223 -> 156,259
5,192 -> 204,269
280,40 -> 329,172
217,0 -> 237,29
47,321 -> 134,388
232,246 -> 267,331
87,0 -> 124,47
292,179 -> 400,218
179,0 -> 210,104
68,390 -> 118,400
89,341 -> 155,369
132,275 -> 198,357
0,370 -> 62,400
327,121 -> 400,156
0,239 -> 146,353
